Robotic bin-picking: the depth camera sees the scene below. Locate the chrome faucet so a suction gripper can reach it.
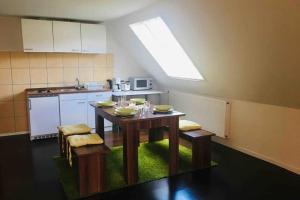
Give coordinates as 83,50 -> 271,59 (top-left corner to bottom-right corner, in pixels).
75,78 -> 81,89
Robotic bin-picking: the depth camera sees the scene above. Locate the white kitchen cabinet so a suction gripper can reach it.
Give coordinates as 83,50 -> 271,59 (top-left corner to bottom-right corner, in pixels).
59,92 -> 112,131
87,91 -> 112,130
53,21 -> 81,53
28,96 -> 60,140
59,94 -> 88,125
81,23 -> 106,53
21,19 -> 53,52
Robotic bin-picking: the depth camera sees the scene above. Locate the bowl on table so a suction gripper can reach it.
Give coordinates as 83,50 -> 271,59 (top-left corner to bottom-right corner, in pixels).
153,105 -> 173,113
130,98 -> 146,105
114,107 -> 137,117
97,100 -> 116,107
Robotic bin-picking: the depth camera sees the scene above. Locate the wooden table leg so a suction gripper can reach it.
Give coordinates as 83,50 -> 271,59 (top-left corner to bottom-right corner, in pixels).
122,122 -> 139,184
168,117 -> 179,175
95,112 -> 105,141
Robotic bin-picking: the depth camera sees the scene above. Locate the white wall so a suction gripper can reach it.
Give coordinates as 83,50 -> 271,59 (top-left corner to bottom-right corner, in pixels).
106,27 -> 150,80
169,91 -> 300,175
105,0 -> 300,109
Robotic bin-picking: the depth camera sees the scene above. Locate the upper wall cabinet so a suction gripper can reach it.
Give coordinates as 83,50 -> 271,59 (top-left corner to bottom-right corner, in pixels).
20,19 -> 106,53
81,24 -> 107,53
53,21 -> 82,53
21,19 -> 54,52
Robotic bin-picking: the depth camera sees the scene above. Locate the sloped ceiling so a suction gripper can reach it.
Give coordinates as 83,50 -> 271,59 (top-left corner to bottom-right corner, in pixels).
106,0 -> 300,109
0,0 -> 158,21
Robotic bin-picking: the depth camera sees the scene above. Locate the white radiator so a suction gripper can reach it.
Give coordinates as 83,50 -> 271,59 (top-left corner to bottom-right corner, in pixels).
169,90 -> 231,138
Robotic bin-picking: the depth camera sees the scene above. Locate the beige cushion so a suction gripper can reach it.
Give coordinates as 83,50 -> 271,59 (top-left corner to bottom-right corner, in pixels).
179,120 -> 202,131
68,133 -> 104,147
67,134 -> 104,166
58,124 -> 91,136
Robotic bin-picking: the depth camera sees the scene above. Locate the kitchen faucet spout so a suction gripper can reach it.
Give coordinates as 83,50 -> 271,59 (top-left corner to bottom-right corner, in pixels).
75,78 -> 81,89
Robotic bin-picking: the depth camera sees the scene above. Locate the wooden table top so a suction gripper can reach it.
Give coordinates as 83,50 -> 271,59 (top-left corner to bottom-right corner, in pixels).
91,103 -> 185,124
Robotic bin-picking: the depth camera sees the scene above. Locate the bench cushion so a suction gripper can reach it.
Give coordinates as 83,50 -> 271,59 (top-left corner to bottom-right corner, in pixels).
58,124 -> 92,136
68,134 -> 103,148
67,134 -> 104,166
179,120 -> 202,131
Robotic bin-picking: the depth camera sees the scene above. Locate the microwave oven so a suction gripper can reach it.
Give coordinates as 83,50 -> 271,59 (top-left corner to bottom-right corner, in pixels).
129,77 -> 153,91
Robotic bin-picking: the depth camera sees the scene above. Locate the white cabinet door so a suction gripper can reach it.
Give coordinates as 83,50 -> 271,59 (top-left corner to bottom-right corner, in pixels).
29,96 -> 60,136
81,24 -> 106,53
59,93 -> 88,125
21,19 -> 53,52
60,100 -> 88,125
53,21 -> 81,53
87,92 -> 112,130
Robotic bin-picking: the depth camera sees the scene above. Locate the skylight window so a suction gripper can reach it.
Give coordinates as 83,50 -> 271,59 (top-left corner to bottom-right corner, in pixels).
129,17 -> 203,80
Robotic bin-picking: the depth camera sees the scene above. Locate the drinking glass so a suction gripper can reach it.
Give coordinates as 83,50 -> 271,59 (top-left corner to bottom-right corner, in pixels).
117,97 -> 122,108
129,101 -> 136,109
144,101 -> 151,113
139,106 -> 145,117
119,95 -> 127,107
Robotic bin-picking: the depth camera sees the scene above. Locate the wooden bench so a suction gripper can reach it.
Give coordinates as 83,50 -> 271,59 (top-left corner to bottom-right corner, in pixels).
58,129 -> 90,157
179,129 -> 215,170
72,144 -> 110,197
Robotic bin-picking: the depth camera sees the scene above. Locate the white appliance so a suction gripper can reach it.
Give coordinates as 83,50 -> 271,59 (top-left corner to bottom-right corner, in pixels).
129,77 -> 153,91
113,77 -> 122,92
59,93 -> 88,125
87,91 -> 112,131
28,96 -> 60,140
121,81 -> 131,91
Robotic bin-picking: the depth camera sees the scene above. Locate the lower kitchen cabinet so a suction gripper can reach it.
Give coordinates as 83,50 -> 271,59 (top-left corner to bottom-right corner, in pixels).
28,96 -> 60,140
59,93 -> 88,125
87,91 -> 112,131
59,92 -> 112,131
28,91 -> 112,140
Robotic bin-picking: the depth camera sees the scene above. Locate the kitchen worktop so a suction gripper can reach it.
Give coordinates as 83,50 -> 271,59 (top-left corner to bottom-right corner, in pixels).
26,86 -> 111,97
112,90 -> 166,96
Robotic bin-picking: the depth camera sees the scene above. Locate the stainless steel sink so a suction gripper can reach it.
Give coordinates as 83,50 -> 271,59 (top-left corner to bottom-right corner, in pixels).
50,87 -> 85,93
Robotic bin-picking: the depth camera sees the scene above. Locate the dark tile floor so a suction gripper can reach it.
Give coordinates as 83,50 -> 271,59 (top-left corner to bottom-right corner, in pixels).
0,134 -> 299,200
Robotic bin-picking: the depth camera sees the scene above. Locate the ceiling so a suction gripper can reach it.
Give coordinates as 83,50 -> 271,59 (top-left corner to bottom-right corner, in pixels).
0,0 -> 158,22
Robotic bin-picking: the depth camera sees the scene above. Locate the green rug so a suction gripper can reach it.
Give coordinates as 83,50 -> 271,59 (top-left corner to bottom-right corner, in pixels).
53,139 -> 217,200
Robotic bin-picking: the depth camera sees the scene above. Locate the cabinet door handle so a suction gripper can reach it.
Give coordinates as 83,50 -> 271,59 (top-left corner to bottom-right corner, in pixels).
78,102 -> 85,104
72,49 -> 80,52
24,48 -> 33,51
28,99 -> 32,110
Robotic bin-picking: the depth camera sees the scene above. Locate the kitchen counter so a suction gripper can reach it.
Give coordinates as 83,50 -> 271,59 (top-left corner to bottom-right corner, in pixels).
26,86 -> 111,97
112,90 -> 166,97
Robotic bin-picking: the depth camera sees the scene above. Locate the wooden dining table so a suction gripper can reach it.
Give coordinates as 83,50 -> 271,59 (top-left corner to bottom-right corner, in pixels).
91,103 -> 185,185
